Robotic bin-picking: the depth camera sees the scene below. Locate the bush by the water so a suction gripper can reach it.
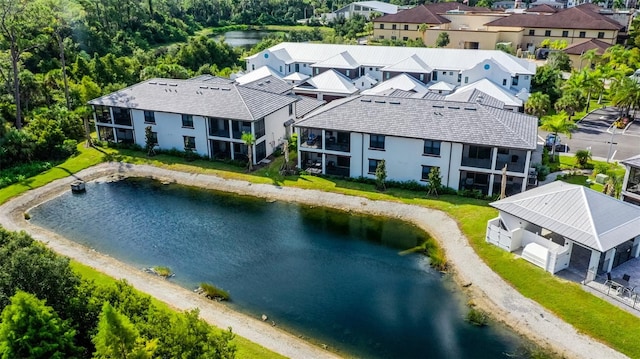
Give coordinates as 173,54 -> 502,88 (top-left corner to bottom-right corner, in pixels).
466,307 -> 488,327
200,282 -> 230,301
0,161 -> 56,189
152,266 -> 174,277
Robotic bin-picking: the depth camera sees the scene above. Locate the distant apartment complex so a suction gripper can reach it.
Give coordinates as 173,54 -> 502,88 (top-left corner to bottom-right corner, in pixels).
373,3 -> 625,52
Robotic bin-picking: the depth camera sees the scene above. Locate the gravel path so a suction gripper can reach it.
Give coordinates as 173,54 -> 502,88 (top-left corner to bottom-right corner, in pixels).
0,162 -> 627,359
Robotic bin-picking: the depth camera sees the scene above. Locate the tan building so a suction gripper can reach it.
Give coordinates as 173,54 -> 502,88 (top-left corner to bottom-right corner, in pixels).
562,38 -> 612,70
373,3 -> 490,42
485,4 -> 623,51
374,3 -> 623,54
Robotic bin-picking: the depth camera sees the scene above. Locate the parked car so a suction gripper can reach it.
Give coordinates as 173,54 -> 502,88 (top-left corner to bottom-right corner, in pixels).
545,134 -> 560,150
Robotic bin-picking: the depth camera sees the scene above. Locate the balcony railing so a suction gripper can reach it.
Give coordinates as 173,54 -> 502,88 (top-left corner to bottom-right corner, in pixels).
461,157 -> 492,169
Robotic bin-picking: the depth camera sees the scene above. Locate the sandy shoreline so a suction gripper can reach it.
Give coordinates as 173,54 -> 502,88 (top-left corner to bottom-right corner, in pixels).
0,162 -> 627,359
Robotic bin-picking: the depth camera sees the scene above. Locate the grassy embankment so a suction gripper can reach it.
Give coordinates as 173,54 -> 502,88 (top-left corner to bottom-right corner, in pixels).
1,142 -> 639,358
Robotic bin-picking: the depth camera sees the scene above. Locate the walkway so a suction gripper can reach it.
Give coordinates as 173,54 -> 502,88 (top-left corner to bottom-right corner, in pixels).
0,163 -> 628,359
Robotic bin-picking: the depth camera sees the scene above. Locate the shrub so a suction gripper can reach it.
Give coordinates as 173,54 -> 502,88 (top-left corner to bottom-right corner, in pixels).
574,149 -> 592,168
466,307 -> 488,326
0,161 -> 56,189
532,163 -> 550,181
152,266 -> 173,277
594,163 -> 611,175
289,133 -> 298,151
200,283 -> 230,301
61,139 -> 79,156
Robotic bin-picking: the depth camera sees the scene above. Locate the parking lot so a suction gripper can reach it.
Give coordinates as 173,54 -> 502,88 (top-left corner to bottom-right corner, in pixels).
538,107 -> 640,162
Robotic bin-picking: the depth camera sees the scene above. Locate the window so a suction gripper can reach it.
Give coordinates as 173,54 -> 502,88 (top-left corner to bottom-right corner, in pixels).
468,145 -> 491,159
524,75 -> 529,80
544,30 -> 551,36
369,134 -> 385,150
392,24 -> 397,30
512,76 -> 519,86
315,68 -> 319,75
449,72 -> 453,76
346,69 -> 350,76
404,25 -> 409,30
502,79 -> 507,86
598,31 -> 605,39
457,73 -> 462,82
385,72 -> 390,79
579,31 -> 586,38
421,165 -> 438,181
464,76 -> 469,84
289,104 -> 293,116
403,36 -> 408,41
379,35 -> 384,39
528,29 -> 535,36
144,111 -> 155,124
432,71 -> 438,81
279,66 -> 283,72
442,71 -> 446,75
380,24 -> 384,29
391,36 -> 396,40
252,64 -> 255,70
255,141 -> 266,162
423,140 -> 441,156
95,106 -> 111,123
419,74 -> 424,81
182,114 -> 194,128
255,118 -> 265,139
183,136 -> 196,150
368,159 -> 381,174
562,31 -> 568,37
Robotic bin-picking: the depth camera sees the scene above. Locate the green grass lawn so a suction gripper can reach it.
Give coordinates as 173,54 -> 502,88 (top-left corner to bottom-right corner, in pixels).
2,143 -> 639,358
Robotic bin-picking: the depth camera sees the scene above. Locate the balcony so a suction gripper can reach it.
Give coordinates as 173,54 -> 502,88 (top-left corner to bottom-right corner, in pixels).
209,118 -> 230,138
300,129 -> 323,150
496,149 -> 527,173
461,145 -> 492,169
325,131 -> 350,152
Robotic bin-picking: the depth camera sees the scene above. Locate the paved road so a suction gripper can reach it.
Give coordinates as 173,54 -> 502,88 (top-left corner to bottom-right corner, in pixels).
539,107 -> 640,162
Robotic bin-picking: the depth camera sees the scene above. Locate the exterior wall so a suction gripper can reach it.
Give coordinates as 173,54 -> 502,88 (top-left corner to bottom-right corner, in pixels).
425,29 -> 502,50
130,110 -> 206,157
262,105 -> 293,155
373,22 -> 424,41
286,62 -> 313,76
246,50 -> 287,76
521,28 -> 618,47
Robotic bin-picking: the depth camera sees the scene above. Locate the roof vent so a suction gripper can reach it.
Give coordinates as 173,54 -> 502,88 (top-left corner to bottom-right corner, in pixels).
169,83 -> 178,87
360,99 -> 371,102
221,88 -> 231,91
374,100 -> 386,104
158,82 -> 167,86
432,105 -> 444,108
464,107 -> 476,111
199,86 -> 209,89
149,81 -> 157,85
389,101 -> 401,105
448,106 -> 460,110
212,87 -> 219,90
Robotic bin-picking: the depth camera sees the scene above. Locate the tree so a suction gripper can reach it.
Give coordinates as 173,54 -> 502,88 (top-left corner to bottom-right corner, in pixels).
554,89 -> 585,120
0,0 -> 53,129
435,32 -> 449,48
574,149 -> 592,168
144,126 -> 156,156
0,291 -> 79,359
540,112 -> 577,161
524,92 -> 551,119
426,166 -> 442,197
418,23 -> 428,35
375,159 -> 386,191
532,65 -> 561,103
241,132 -> 255,171
546,51 -> 571,72
581,49 -> 601,70
610,76 -> 640,118
92,302 -> 155,359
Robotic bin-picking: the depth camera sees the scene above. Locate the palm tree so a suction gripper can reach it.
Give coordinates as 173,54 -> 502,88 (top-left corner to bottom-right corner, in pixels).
524,92 -> 551,119
580,49 -> 600,70
554,89 -> 584,120
540,112 -> 577,161
610,76 -> 640,118
241,132 -> 255,171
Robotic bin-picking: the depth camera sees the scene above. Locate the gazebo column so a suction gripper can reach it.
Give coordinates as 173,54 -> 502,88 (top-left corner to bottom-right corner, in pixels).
585,250 -> 601,283
602,248 -> 616,273
632,235 -> 640,258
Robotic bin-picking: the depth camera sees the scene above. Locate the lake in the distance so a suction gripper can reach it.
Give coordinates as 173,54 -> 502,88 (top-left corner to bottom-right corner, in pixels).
29,178 -> 532,358
216,30 -> 273,48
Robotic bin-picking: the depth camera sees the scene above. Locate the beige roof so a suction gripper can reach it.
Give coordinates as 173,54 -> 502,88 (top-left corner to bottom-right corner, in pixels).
491,181 -> 640,252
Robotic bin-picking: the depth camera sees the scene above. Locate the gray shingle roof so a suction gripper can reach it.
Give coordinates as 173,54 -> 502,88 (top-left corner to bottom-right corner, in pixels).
296,95 -> 537,149
491,181 -> 640,252
88,78 -> 296,121
240,75 -> 292,95
292,96 -> 326,118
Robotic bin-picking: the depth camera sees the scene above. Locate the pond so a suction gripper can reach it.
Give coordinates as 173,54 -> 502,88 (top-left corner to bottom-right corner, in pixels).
216,30 -> 273,48
29,178 -> 530,358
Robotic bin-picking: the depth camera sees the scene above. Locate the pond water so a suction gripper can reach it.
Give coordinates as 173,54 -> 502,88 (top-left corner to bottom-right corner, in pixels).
30,178 -> 530,358
216,30 -> 273,48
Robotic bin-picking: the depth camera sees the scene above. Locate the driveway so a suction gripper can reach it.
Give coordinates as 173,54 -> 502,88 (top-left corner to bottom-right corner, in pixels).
539,107 -> 640,162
